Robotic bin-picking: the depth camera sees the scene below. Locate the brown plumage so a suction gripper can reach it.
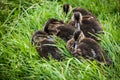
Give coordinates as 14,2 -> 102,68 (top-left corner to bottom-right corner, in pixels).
56,24 -> 76,41
66,30 -> 85,53
66,30 -> 112,65
44,18 -> 64,35
72,7 -> 92,15
44,18 -> 75,42
63,4 -> 97,19
72,7 -> 98,20
31,30 -> 62,60
69,12 -> 103,41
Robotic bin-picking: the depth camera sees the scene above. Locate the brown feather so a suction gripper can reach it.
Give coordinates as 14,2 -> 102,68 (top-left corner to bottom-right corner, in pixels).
66,30 -> 112,65
31,30 -> 62,60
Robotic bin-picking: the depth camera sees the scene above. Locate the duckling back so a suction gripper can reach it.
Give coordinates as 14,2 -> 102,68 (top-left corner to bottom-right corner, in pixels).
37,39 -> 62,60
81,15 -> 103,41
73,38 -> 112,65
31,30 -> 62,60
56,24 -> 76,41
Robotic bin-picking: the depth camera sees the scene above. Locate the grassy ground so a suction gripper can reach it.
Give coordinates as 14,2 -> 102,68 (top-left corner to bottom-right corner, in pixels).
0,0 -> 120,80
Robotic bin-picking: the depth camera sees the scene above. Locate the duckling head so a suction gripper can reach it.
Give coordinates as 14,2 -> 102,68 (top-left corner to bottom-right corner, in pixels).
74,30 -> 85,41
73,30 -> 86,50
72,12 -> 82,30
63,3 -> 70,15
31,30 -> 47,46
44,18 -> 64,35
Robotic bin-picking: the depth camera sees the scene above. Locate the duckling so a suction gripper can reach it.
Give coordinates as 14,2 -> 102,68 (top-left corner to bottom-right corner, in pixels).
44,18 -> 65,35
66,30 -> 112,65
31,30 -> 62,60
69,12 -> 103,41
63,4 -> 97,19
44,18 -> 76,42
72,7 -> 97,19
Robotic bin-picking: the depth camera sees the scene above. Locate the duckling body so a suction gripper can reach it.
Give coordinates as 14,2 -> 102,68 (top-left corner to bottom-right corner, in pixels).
81,15 -> 103,41
63,4 -> 97,20
44,18 -> 76,42
56,24 -> 76,41
72,8 -> 97,19
31,30 -> 62,60
73,38 -> 110,63
66,30 -> 112,65
69,12 -> 103,41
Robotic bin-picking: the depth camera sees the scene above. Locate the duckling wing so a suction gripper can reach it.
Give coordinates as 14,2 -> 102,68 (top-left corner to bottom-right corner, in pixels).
78,42 -> 94,58
81,19 -> 103,41
73,8 -> 92,16
38,39 -> 62,60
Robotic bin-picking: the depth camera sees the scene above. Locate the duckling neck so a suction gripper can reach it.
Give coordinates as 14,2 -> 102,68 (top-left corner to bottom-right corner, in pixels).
74,41 -> 78,50
77,16 -> 82,30
75,22 -> 81,30
77,23 -> 80,30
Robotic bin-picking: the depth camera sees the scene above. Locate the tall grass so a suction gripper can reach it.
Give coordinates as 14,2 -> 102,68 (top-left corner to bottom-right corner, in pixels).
0,0 -> 120,80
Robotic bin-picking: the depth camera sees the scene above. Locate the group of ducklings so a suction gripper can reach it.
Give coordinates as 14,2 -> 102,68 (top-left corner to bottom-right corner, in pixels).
31,4 -> 112,65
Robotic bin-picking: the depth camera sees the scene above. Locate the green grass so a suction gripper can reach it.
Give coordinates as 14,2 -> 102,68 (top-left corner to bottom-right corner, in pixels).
0,0 -> 120,80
